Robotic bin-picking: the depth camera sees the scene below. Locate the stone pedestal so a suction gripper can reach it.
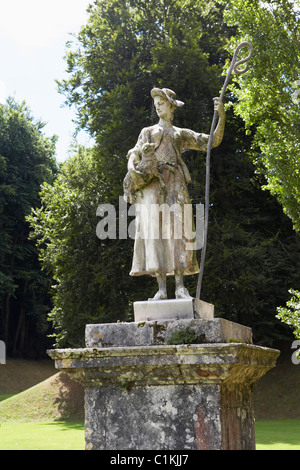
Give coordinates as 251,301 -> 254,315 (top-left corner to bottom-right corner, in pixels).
48,301 -> 279,450
133,298 -> 214,322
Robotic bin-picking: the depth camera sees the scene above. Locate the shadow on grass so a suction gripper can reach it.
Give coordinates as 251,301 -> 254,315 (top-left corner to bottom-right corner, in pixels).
51,372 -> 84,421
45,421 -> 84,430
0,394 -> 15,402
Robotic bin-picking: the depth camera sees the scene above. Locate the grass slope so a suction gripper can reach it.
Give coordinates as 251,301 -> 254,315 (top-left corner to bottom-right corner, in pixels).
0,359 -> 55,395
0,360 -> 84,422
253,344 -> 300,420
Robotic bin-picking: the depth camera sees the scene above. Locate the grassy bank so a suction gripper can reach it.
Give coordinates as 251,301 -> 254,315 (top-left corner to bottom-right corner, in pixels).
0,361 -> 84,422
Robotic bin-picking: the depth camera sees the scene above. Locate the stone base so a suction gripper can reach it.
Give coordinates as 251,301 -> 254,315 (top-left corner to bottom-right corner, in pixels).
133,298 -> 214,322
85,318 -> 252,348
84,382 -> 228,450
49,341 -> 279,450
48,318 -> 279,450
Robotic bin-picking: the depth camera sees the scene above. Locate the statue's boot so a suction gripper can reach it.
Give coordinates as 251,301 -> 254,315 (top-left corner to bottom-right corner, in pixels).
175,286 -> 192,299
148,289 -> 167,301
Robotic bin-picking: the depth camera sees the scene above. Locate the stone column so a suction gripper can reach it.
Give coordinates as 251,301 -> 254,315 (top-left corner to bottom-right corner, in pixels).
48,304 -> 279,450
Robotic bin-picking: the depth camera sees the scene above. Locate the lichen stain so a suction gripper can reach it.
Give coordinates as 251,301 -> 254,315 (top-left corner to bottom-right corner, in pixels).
196,368 -> 220,378
165,402 -> 178,415
194,406 -> 211,450
61,358 -> 73,368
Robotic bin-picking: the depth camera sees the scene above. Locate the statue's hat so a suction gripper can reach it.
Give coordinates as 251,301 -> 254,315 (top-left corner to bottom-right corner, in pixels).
151,88 -> 184,107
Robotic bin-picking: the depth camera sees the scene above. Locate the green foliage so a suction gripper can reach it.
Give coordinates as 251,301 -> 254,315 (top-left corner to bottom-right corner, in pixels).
219,0 -> 300,232
28,148 -> 143,347
277,290 -> 300,340
166,327 -> 198,345
0,98 -> 57,356
58,0 -> 233,144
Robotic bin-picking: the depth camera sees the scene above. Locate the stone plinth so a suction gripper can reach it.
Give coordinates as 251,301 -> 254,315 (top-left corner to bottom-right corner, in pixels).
48,317 -> 279,450
85,317 -> 252,348
133,298 -> 214,322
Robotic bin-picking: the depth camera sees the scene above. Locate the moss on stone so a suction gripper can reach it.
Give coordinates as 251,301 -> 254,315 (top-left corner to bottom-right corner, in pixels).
166,327 -> 198,345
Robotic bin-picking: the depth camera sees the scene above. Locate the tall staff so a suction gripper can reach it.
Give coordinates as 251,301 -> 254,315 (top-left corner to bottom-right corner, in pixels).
196,41 -> 253,300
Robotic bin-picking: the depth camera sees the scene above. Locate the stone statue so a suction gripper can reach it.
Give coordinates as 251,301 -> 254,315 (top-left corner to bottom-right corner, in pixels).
124,87 -> 225,301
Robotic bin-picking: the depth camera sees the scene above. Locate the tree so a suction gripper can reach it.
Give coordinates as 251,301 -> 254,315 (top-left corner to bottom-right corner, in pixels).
219,0 -> 300,230
0,98 -> 57,357
58,0 -> 235,152
277,290 -> 300,340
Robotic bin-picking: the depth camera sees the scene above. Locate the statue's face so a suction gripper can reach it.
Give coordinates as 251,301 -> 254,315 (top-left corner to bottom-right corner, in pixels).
154,96 -> 174,120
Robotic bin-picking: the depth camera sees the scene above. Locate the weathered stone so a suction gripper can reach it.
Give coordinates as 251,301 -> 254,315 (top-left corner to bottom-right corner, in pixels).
85,317 -> 252,348
48,341 -> 279,450
194,299 -> 214,319
84,383 -> 222,450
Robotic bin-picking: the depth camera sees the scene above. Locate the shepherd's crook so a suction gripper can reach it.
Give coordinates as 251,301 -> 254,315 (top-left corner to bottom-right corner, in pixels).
196,41 -> 253,300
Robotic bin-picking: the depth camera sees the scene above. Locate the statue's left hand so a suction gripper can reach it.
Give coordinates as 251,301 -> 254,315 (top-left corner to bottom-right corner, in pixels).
213,97 -> 225,117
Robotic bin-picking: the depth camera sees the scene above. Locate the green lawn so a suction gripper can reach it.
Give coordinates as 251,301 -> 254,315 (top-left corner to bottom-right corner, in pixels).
0,421 -> 85,450
0,419 -> 299,450
255,419 -> 300,450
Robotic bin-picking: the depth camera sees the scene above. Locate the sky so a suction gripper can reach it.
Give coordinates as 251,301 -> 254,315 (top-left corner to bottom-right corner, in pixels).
0,0 -> 93,162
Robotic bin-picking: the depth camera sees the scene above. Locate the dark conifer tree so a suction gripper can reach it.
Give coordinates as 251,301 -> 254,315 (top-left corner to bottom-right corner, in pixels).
0,98 -> 57,356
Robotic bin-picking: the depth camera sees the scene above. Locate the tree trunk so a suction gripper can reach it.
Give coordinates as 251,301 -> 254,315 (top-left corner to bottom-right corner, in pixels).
4,294 -> 10,344
12,279 -> 28,356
